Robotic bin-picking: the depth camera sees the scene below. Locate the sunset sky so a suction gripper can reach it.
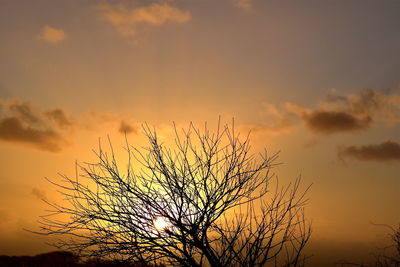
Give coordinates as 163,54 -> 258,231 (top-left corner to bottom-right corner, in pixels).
0,0 -> 399,265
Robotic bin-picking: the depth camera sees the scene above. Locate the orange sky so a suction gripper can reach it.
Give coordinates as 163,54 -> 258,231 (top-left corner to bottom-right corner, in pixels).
0,0 -> 399,265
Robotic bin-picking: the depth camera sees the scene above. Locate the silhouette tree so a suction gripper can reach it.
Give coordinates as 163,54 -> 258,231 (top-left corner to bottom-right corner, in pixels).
37,122 -> 311,266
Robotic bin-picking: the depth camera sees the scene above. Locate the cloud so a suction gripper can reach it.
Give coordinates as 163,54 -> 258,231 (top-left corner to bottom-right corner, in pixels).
97,2 -> 191,37
31,187 -> 47,201
39,26 -> 66,44
338,140 -> 400,162
80,110 -> 134,133
0,99 -> 141,152
234,0 -> 253,11
0,117 -> 65,152
119,120 -> 139,134
45,109 -> 72,128
303,111 -> 371,134
244,104 -> 295,136
287,87 -> 400,135
9,103 -> 41,124
0,99 -> 71,152
325,88 -> 400,125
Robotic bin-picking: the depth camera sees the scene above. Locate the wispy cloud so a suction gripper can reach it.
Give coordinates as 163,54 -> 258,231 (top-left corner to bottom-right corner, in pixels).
338,140 -> 400,162
97,2 -> 191,37
81,110 -> 140,135
324,88 -> 400,125
39,25 -> 66,44
233,0 -> 253,11
241,104 -> 295,136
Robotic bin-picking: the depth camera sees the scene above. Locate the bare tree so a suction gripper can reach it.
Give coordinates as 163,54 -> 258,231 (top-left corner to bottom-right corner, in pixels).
36,122 -> 311,266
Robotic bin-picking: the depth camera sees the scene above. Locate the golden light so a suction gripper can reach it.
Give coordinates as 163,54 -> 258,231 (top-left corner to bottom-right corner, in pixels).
154,217 -> 171,231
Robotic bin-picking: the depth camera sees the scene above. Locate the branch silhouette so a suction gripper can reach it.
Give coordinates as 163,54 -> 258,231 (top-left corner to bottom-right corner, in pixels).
34,121 -> 311,266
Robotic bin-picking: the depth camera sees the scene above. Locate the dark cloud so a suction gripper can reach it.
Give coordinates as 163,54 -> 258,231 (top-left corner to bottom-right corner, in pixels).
0,117 -> 65,152
304,111 -> 371,134
45,109 -> 72,128
9,102 -> 41,124
119,120 -> 138,134
286,87 -> 400,135
0,99 -> 70,152
338,140 -> 400,162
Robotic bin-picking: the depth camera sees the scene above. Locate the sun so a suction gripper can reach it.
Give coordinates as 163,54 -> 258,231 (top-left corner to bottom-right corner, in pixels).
153,217 -> 171,231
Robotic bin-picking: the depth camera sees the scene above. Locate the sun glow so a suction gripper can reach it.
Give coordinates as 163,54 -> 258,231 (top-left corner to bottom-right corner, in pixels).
154,217 -> 171,231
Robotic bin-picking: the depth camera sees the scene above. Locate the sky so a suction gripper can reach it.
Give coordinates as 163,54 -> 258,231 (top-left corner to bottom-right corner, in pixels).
0,0 -> 399,265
